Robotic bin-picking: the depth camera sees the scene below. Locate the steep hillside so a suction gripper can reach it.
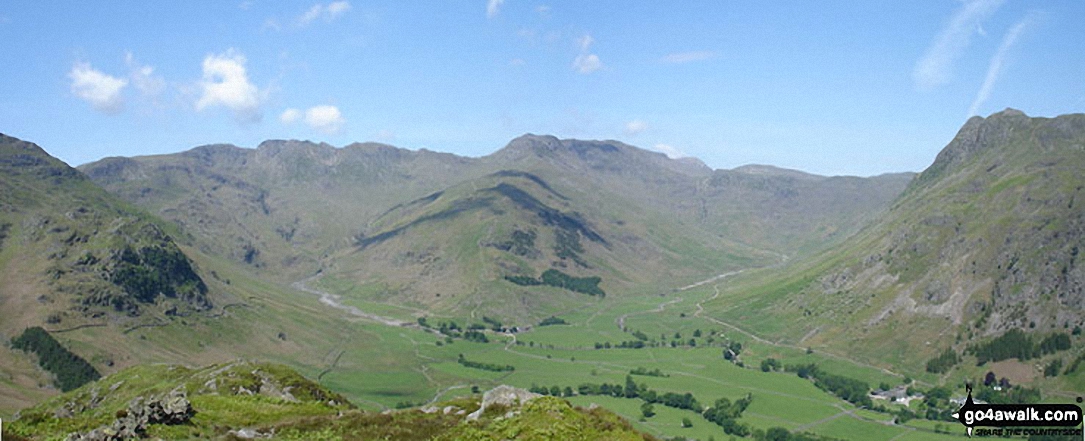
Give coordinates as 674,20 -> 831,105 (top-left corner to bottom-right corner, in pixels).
0,134 -> 220,414
79,135 -> 911,323
705,109 -> 1085,381
0,134 -> 212,324
79,140 -> 487,282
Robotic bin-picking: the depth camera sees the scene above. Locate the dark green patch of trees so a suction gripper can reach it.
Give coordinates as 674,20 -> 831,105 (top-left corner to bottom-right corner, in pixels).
541,269 -> 605,297
970,330 -> 1072,365
110,245 -> 208,308
784,363 -> 871,407
925,347 -> 960,373
10,327 -> 100,392
702,394 -> 753,436
457,354 -> 512,372
528,384 -> 574,397
630,367 -> 668,377
495,229 -> 537,257
505,269 -> 605,297
463,330 -> 489,343
1043,359 -> 1063,378
578,376 -> 704,413
538,316 -> 567,326
482,316 -> 503,331
976,384 -> 1041,405
760,358 -> 781,372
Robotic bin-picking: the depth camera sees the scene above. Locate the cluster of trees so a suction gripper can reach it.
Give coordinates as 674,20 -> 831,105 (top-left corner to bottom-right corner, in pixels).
505,269 -> 606,297
970,329 -> 1072,365
593,340 -> 647,349
418,318 -> 490,343
629,367 -> 668,377
784,363 -> 871,407
760,358 -> 781,372
723,341 -> 743,361
456,354 -> 513,372
110,245 -> 208,307
976,383 -> 1041,405
702,394 -> 753,436
925,347 -> 960,373
578,376 -> 705,413
10,327 -> 100,392
528,384 -> 574,397
464,317 -> 504,333
538,316 -> 567,326
493,229 -> 537,257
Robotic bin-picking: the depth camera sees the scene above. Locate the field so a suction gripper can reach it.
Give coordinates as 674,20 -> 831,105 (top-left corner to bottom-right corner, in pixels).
201,264 -> 975,440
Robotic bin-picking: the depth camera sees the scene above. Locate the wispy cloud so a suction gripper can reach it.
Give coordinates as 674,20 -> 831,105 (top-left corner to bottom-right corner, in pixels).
573,54 -> 601,74
298,1 -> 351,26
577,33 -> 594,51
967,15 -> 1036,117
125,52 -> 165,98
487,0 -> 504,18
572,33 -> 602,74
69,62 -> 127,114
625,119 -> 647,135
913,0 -> 1005,90
305,105 -> 345,134
280,108 -> 301,124
196,49 -> 262,123
660,51 -> 716,64
535,5 -> 550,17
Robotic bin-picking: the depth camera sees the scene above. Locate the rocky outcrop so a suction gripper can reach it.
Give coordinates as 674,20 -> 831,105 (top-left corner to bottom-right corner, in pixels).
64,390 -> 194,441
465,385 -> 541,421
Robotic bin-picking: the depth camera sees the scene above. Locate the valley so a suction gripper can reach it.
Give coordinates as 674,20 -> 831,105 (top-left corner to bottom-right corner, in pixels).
2,109 -> 1084,440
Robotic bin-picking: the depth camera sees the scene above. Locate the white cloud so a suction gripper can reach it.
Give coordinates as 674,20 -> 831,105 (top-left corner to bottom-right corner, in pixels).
968,15 -> 1035,117
913,0 -> 1005,90
625,119 -> 647,135
327,1 -> 350,16
486,0 -> 504,18
653,143 -> 685,159
577,33 -> 594,51
69,62 -> 127,114
661,51 -> 716,64
572,53 -> 601,74
125,52 -> 165,97
280,108 -> 301,124
305,105 -> 345,134
298,1 -> 351,26
196,49 -> 262,123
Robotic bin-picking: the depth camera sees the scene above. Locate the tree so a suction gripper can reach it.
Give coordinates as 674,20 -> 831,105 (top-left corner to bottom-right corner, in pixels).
641,402 -> 655,418
681,417 -> 693,428
625,375 -> 639,398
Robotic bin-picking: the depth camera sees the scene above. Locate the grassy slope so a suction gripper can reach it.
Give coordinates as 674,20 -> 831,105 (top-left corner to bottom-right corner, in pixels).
699,110 -> 1085,391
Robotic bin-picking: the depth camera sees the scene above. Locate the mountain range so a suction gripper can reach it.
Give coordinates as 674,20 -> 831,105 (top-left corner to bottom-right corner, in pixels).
1,108 -> 1082,438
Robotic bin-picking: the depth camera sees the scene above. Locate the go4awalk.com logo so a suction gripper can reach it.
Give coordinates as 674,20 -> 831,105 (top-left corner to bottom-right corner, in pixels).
952,385 -> 1083,437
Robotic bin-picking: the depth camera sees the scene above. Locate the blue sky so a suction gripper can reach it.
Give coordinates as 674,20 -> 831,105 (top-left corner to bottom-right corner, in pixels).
0,1 -> 1082,176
